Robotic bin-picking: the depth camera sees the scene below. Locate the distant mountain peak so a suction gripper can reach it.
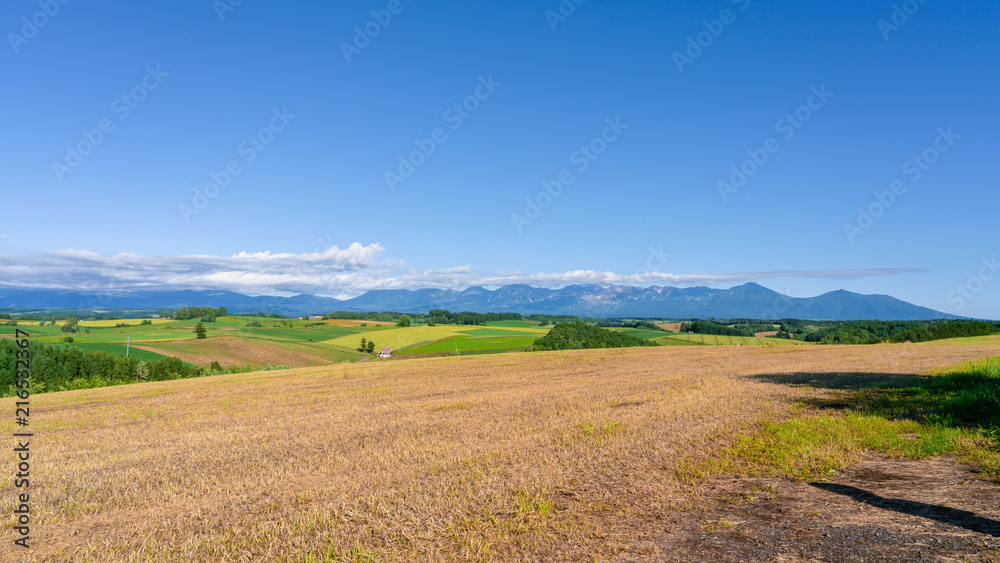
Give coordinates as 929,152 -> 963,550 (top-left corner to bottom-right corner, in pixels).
0,282 -> 961,321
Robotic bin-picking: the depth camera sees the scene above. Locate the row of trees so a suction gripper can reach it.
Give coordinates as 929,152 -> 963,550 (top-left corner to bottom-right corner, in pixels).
678,321 -> 752,337
596,320 -> 667,332
171,307 -> 228,321
0,340 -> 273,397
324,311 -> 401,322
0,339 -> 198,396
802,320 -> 1000,344
425,310 -> 521,326
228,312 -> 289,319
532,322 -> 659,351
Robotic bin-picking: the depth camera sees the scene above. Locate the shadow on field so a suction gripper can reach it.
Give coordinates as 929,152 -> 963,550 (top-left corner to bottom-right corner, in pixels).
750,372 -> 919,391
754,364 -> 1000,442
810,482 -> 1000,537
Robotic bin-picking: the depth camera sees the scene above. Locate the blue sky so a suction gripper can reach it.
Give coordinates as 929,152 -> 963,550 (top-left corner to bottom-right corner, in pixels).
1,0 -> 998,318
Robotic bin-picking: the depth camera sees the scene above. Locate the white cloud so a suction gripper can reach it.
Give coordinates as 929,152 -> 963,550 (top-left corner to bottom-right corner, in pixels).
0,245 -> 922,296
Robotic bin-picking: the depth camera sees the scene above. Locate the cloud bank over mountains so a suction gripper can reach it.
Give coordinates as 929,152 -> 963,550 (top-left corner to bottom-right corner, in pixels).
0,244 -> 921,297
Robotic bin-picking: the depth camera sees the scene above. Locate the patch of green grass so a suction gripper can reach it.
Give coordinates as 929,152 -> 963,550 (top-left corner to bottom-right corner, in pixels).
485,320 -> 541,328
0,324 -> 66,337
612,328 -> 668,340
650,336 -> 705,346
401,335 -> 537,355
704,357 -> 1000,481
60,342 -> 174,363
458,327 -> 548,337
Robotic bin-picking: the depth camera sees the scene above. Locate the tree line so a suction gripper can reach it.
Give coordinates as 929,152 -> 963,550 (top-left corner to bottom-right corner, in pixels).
596,320 -> 668,332
678,321 -> 752,337
0,339 -> 261,397
171,307 -> 228,321
532,322 -> 659,351
803,320 -> 999,344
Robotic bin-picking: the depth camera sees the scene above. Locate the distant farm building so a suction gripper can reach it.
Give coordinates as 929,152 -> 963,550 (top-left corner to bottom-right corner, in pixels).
379,347 -> 392,359
309,315 -> 324,320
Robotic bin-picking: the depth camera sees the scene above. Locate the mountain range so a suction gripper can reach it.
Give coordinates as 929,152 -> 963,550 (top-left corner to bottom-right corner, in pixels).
0,283 -> 962,321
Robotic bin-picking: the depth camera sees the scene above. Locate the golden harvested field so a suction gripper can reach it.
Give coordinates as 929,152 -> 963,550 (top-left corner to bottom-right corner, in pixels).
2,343 -> 999,562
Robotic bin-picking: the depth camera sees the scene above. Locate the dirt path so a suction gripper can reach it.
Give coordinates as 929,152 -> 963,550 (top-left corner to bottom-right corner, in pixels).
617,455 -> 1000,562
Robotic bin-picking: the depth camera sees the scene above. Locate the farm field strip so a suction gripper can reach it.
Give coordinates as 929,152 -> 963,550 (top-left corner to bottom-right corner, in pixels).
134,336 -> 363,368
78,318 -> 175,327
401,335 -> 538,354
320,324 -> 546,352
659,334 -> 809,346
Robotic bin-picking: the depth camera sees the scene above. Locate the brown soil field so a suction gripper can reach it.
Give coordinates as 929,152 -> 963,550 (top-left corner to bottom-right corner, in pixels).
755,331 -> 780,338
2,343 -> 998,562
133,336 -> 337,368
659,322 -> 682,332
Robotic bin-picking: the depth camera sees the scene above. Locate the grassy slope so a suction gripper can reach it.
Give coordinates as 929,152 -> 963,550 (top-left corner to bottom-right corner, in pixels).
485,320 -> 542,328
60,342 -> 173,363
402,335 -> 537,354
701,356 -> 1000,482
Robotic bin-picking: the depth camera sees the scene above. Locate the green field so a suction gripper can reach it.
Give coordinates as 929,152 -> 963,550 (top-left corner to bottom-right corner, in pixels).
612,328 -> 673,340
457,327 -> 548,337
320,324 -> 550,354
401,335 -> 538,354
650,336 -> 705,346
8,317 -> 820,366
320,325 -> 472,352
484,320 -> 541,328
0,324 -> 66,337
59,342 -> 177,362
3,316 -> 556,366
